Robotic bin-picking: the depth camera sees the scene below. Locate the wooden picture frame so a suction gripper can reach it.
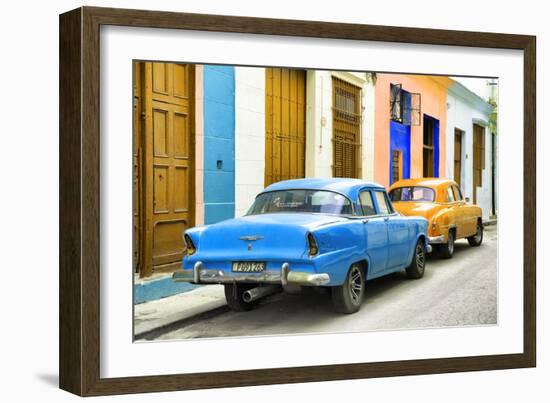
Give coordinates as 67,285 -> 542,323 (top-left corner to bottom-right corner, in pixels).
59,6 -> 536,396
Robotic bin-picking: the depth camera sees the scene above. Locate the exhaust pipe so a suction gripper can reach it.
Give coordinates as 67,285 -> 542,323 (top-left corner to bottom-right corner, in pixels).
242,285 -> 280,303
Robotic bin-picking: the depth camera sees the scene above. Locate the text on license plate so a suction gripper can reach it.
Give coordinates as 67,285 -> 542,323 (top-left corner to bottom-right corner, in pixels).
232,262 -> 266,272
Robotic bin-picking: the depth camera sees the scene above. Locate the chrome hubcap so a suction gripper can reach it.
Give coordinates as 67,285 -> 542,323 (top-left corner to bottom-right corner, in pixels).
475,225 -> 482,242
416,245 -> 425,269
348,266 -> 363,304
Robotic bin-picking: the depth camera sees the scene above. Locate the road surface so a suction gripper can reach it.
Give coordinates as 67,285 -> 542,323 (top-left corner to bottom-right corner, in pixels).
148,225 -> 497,341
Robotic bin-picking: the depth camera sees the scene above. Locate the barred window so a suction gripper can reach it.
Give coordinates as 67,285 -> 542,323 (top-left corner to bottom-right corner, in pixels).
332,77 -> 362,178
391,150 -> 402,184
390,83 -> 421,126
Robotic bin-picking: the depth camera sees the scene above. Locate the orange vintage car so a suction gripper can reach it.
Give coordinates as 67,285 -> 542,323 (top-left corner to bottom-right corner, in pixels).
388,178 -> 483,258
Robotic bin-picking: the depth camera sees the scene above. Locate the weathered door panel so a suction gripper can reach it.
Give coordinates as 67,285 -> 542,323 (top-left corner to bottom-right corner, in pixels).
454,129 -> 462,187
150,100 -> 193,268
133,62 -> 144,273
137,62 -> 195,277
265,68 -> 306,186
473,124 -> 485,204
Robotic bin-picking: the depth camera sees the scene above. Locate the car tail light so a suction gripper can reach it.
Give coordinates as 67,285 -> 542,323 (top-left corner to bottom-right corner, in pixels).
183,233 -> 196,256
307,233 -> 319,256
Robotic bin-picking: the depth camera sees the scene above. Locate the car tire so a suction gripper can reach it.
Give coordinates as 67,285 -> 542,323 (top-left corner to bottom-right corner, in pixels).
438,229 -> 455,259
467,220 -> 484,247
224,283 -> 258,312
406,238 -> 426,279
332,264 -> 365,314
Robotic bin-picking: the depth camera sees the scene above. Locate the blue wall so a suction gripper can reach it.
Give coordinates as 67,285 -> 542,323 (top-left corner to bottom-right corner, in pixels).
203,66 -> 236,224
424,114 -> 440,178
433,118 -> 440,177
389,120 -> 411,184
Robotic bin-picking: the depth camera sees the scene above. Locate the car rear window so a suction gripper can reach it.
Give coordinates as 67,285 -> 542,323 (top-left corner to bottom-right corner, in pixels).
247,189 -> 353,216
389,186 -> 435,202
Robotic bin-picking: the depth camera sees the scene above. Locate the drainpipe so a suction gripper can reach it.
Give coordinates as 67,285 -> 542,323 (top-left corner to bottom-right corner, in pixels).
491,132 -> 496,217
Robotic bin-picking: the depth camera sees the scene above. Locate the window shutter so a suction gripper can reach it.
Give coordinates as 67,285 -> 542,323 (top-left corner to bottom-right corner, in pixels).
390,83 -> 402,122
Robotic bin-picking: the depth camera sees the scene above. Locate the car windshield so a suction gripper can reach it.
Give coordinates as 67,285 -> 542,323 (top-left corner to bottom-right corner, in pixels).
389,186 -> 435,202
247,189 -> 353,216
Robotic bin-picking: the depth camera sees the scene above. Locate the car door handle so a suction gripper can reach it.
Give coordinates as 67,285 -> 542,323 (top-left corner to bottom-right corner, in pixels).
362,219 -> 369,224
384,216 -> 389,222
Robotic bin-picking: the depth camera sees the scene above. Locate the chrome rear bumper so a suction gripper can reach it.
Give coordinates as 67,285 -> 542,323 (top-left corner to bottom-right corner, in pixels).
428,235 -> 446,244
172,261 -> 330,286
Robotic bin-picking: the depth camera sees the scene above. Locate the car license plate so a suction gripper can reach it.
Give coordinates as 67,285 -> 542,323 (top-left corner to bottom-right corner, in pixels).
232,262 -> 265,272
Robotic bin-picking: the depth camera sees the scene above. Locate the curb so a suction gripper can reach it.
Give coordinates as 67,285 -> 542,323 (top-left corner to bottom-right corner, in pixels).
134,285 -> 227,339
135,304 -> 229,341
134,273 -> 200,305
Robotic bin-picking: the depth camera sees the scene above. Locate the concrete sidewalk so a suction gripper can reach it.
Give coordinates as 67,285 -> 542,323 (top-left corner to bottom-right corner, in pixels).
134,284 -> 227,339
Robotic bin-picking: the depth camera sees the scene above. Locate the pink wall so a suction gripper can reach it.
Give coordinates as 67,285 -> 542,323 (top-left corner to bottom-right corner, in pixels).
374,74 -> 452,188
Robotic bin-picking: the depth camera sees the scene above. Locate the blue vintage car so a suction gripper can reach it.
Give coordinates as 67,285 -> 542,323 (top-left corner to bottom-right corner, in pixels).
173,178 -> 430,314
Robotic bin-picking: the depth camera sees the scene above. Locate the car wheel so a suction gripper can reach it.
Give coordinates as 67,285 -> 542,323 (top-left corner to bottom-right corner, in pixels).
224,283 -> 258,312
467,221 -> 483,247
332,264 -> 365,314
438,229 -> 455,259
406,238 -> 426,279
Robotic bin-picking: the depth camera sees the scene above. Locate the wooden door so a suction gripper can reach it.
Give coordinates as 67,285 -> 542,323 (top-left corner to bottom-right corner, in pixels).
133,62 -> 144,273
332,77 -> 361,178
135,62 -> 195,277
423,116 -> 434,177
473,124 -> 485,204
454,129 -> 462,187
265,68 -> 306,187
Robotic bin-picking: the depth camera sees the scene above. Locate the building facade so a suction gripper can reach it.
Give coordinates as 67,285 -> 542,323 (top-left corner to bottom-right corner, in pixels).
373,74 -> 452,188
445,81 -> 496,220
133,62 -> 376,279
133,62 -> 497,293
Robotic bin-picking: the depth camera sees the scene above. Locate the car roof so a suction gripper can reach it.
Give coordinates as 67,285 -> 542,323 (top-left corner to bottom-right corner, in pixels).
389,177 -> 457,190
263,178 -> 385,196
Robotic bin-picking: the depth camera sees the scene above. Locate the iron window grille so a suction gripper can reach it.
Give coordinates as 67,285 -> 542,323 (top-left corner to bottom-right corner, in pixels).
332,77 -> 362,179
390,83 -> 421,126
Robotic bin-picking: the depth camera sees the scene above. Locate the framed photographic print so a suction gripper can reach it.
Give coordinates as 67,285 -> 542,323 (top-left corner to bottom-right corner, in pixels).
59,6 -> 536,396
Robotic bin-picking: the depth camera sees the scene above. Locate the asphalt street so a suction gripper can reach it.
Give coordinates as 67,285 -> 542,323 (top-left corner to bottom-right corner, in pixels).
151,225 -> 497,340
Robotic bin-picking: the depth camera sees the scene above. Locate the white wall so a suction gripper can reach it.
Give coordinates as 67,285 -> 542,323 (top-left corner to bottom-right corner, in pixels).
305,70 -> 333,177
236,68 -> 375,216
305,70 -> 375,180
234,67 -> 266,216
446,86 -> 494,220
